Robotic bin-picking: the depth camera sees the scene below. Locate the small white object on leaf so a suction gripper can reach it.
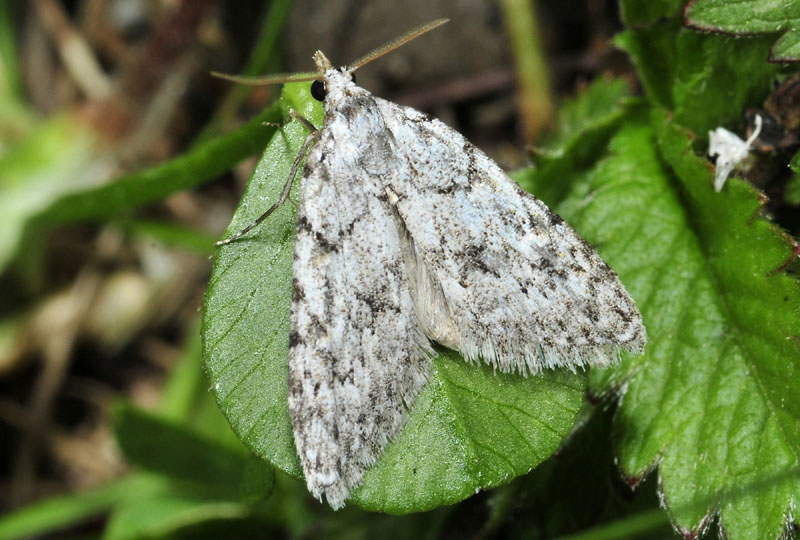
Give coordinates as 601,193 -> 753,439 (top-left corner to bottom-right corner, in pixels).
708,114 -> 762,192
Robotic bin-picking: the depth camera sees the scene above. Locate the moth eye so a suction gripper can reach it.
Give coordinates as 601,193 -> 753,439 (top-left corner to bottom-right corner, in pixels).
311,80 -> 327,101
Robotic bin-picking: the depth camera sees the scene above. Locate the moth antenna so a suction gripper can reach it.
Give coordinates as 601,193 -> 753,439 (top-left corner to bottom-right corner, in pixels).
348,18 -> 449,72
213,19 -> 448,85
210,71 -> 319,86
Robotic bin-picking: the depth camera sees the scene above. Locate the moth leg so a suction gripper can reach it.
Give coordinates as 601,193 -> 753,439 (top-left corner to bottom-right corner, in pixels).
282,109 -> 320,211
215,121 -> 320,246
287,108 -> 318,133
262,109 -> 318,131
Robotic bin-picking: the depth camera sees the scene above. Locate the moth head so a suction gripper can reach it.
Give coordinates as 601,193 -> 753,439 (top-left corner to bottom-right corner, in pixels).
310,73 -> 357,102
311,51 -> 357,102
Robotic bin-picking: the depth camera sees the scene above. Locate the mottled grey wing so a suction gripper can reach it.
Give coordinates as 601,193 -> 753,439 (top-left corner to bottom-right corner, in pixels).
375,98 -> 646,374
288,115 -> 433,510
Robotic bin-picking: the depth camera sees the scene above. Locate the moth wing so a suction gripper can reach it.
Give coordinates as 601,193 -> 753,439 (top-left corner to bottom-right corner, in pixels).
377,99 -> 646,374
288,123 -> 433,510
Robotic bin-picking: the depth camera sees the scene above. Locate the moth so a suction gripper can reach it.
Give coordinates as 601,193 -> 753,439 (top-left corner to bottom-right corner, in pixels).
215,19 -> 646,509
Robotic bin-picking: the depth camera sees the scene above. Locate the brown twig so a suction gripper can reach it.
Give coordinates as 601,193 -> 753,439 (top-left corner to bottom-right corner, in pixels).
33,0 -> 111,98
9,266 -> 102,506
393,69 -> 515,110
7,227 -> 124,506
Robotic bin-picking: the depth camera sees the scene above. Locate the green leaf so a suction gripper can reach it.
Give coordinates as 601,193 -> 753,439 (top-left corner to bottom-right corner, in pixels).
554,109 -> 800,539
39,104 -> 280,224
0,103 -> 280,275
102,475 -> 254,540
788,152 -> 800,204
0,479 -> 131,540
239,456 -> 277,505
0,1 -> 33,140
98,331 -> 280,540
652,110 -> 799,538
203,83 -> 324,481
158,319 -> 208,422
0,114 -> 98,272
112,403 -> 261,496
792,149 -> 800,174
684,0 -> 800,62
605,15 -> 800,536
0,1 -> 22,102
118,219 -> 217,256
482,406 -> 674,539
351,355 -> 584,512
305,499 -> 453,540
155,321 -> 251,458
547,77 -> 632,151
615,18 -> 780,139
202,83 -> 588,513
619,0 -> 685,26
516,77 -> 635,207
